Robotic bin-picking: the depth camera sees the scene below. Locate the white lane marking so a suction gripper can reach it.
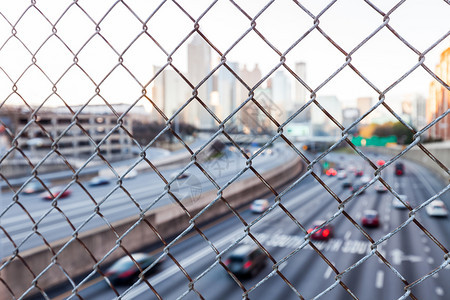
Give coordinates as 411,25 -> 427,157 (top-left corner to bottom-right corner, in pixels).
424,246 -> 430,253
278,261 -> 288,272
344,231 -> 351,240
427,257 -> 434,264
432,272 -> 439,278
324,264 -> 334,279
375,270 -> 384,289
436,287 -> 444,297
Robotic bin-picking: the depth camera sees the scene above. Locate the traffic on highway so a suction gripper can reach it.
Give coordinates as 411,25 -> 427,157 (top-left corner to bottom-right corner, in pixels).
25,150 -> 450,300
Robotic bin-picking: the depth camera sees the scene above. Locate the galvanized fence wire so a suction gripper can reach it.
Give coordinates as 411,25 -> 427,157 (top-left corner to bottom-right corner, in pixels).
0,0 -> 449,299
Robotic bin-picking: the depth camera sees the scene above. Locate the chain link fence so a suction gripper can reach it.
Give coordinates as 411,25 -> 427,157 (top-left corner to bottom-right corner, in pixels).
0,1 -> 449,299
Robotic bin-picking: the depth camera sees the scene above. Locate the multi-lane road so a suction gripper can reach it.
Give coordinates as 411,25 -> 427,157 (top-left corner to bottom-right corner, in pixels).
39,151 -> 449,300
0,143 -> 294,253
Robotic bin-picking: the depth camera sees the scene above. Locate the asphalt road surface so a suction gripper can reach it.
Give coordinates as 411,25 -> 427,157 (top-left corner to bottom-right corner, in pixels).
0,143 -> 294,253
40,152 -> 449,300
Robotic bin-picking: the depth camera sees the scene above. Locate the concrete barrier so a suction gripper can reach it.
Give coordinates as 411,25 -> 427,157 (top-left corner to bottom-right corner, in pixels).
0,156 -> 306,299
366,142 -> 449,183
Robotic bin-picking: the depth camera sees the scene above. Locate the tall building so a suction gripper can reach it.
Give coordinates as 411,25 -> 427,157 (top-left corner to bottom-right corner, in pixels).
427,46 -> 449,140
357,97 -> 373,124
187,35 -> 213,129
271,70 -> 291,121
216,62 -> 239,120
342,108 -> 360,134
293,62 -> 310,122
239,64 -> 262,102
152,66 -> 189,122
400,93 -> 427,130
311,95 -> 342,136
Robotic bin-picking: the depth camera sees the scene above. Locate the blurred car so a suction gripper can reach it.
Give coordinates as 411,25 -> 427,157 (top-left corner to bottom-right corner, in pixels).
374,183 -> 388,193
394,162 -> 405,176
326,168 -> 337,176
171,172 -> 189,180
361,210 -> 380,227
376,159 -> 385,166
105,253 -> 161,284
360,175 -> 371,184
342,179 -> 352,189
125,169 -> 138,179
426,200 -> 448,217
250,199 -> 270,214
350,181 -> 366,194
88,176 -> 110,187
224,245 -> 267,277
392,195 -> 409,209
355,170 -> 364,177
307,220 -> 334,241
40,186 -> 71,200
22,180 -> 49,194
337,170 -> 347,179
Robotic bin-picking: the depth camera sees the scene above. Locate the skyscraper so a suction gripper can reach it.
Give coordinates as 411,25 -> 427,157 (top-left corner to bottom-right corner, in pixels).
187,35 -> 213,129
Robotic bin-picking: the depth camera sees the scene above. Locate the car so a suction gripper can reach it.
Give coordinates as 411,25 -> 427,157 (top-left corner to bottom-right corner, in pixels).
40,186 -> 71,200
171,172 -> 189,180
326,168 -> 337,176
426,200 -> 448,217
104,253 -> 161,284
307,220 -> 334,241
392,195 -> 409,209
361,210 -> 380,227
223,245 -> 267,277
342,180 -> 352,189
374,183 -> 388,193
394,162 -> 405,176
22,180 -> 49,194
355,170 -> 364,177
337,170 -> 347,179
250,199 -> 270,214
350,181 -> 366,194
360,175 -> 371,184
88,176 -> 110,187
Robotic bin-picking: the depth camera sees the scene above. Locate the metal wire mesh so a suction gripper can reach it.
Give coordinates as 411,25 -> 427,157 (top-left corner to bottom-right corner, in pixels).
0,1 -> 449,299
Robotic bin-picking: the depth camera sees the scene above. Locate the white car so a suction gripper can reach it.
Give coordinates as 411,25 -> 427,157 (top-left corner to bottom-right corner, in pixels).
337,171 -> 347,179
392,195 -> 409,209
250,199 -> 270,214
426,200 -> 448,217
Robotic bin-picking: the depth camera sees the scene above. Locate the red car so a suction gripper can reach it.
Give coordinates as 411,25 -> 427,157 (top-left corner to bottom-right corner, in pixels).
40,186 -> 71,200
307,221 -> 334,241
361,210 -> 379,227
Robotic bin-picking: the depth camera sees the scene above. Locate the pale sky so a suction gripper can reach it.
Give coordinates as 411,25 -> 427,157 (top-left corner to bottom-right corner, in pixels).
0,0 -> 448,112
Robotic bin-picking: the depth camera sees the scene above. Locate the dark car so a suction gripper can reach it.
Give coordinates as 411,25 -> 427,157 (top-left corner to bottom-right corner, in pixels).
361,210 -> 380,227
355,170 -> 364,177
105,253 -> 161,284
394,162 -> 404,176
307,220 -> 334,241
88,176 -> 110,187
342,180 -> 352,189
40,186 -> 71,200
350,181 -> 366,194
224,245 -> 267,278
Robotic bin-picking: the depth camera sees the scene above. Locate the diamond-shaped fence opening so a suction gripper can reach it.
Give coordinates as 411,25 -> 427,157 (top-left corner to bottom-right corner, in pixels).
0,1 -> 449,300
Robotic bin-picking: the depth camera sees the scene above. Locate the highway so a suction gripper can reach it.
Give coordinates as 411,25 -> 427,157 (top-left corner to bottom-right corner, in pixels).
0,143 -> 294,253
41,152 -> 449,300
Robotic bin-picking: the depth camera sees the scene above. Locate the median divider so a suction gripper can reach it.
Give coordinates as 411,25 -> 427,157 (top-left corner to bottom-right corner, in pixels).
0,156 -> 306,299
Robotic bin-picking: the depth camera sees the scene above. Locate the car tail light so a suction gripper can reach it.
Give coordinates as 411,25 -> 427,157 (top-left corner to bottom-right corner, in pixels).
224,259 -> 230,266
307,228 -> 313,234
118,269 -> 135,279
362,218 -> 367,223
243,261 -> 252,269
322,229 -> 330,238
